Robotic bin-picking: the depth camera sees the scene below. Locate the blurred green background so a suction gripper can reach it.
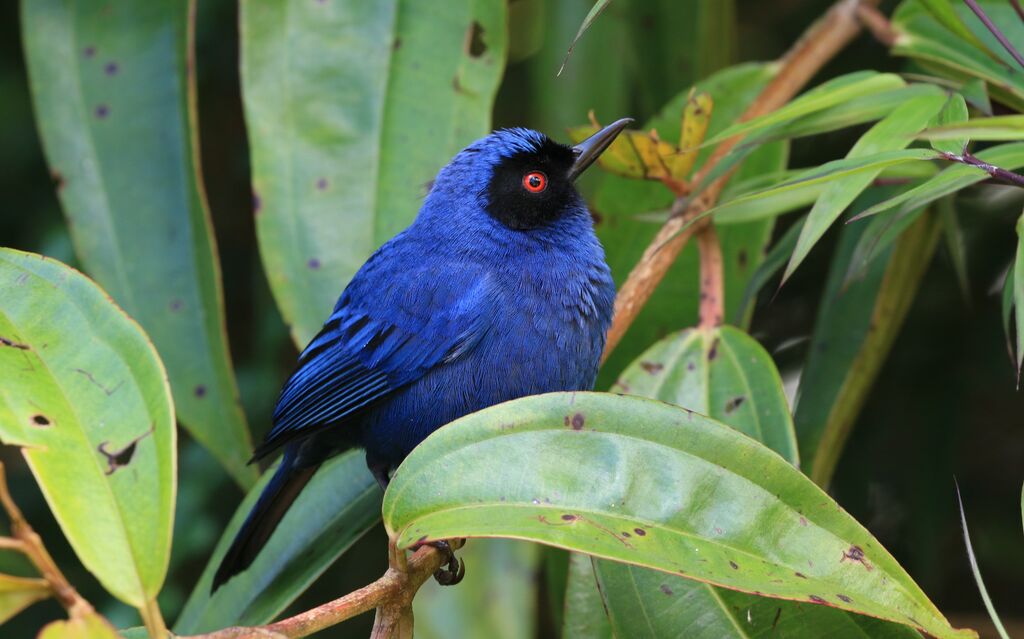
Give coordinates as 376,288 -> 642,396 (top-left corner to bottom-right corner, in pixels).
1,0 -> 1021,636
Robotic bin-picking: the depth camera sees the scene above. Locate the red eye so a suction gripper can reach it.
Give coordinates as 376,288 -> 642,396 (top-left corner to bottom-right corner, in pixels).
522,171 -> 547,193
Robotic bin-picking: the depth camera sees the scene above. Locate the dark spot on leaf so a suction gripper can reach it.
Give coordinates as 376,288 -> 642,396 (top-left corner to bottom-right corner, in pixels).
466,20 -> 487,57
95,104 -> 109,119
640,361 -> 663,375
621,531 -> 630,538
308,258 -> 321,270
452,75 -> 467,94
686,361 -> 695,371
708,338 -> 720,360
50,170 -> 65,192
84,46 -> 96,58
0,336 -> 30,350
808,595 -> 827,604
841,544 -> 872,570
97,425 -> 156,475
799,516 -> 808,526
795,571 -> 807,579
729,560 -> 738,570
31,415 -> 50,427
836,594 -> 852,603
724,396 -> 745,413
738,249 -> 748,269
316,177 -> 328,190
772,608 -> 782,629
169,299 -> 182,312
104,62 -> 118,75
194,384 -> 207,398
633,528 -> 646,536
561,514 -> 577,521
392,37 -> 402,51
659,584 -> 673,596
571,413 -> 585,430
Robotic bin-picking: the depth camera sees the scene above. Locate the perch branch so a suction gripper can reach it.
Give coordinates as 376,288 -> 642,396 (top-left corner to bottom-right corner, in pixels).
601,0 -> 882,362
0,462 -> 92,618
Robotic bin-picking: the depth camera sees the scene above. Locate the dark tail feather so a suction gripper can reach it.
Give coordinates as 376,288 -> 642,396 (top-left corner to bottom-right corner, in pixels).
212,451 -> 318,592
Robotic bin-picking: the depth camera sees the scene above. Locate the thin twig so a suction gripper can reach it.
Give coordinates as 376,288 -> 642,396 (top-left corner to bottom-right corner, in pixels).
963,0 -> 1024,70
1012,0 -> 1024,23
855,4 -> 898,47
0,462 -> 92,617
943,151 -> 1024,187
697,225 -> 725,328
601,0 -> 882,362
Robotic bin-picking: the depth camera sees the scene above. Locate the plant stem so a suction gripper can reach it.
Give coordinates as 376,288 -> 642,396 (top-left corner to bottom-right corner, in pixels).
942,151 -> 1024,188
602,0 -> 882,362
141,597 -> 169,639
182,544 -> 448,639
963,0 -> 1024,70
0,462 -> 93,618
697,224 -> 724,328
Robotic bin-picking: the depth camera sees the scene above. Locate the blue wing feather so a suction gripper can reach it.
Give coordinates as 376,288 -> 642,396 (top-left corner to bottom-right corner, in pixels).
253,249 -> 495,460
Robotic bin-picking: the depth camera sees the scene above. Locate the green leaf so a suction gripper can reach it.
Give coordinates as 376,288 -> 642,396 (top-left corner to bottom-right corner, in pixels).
1002,261 -> 1017,367
0,250 -> 175,609
383,392 -> 975,639
0,574 -> 50,625
928,93 -> 970,155
611,326 -> 798,464
1014,212 -> 1024,377
915,0 -> 996,57
939,200 -> 971,303
243,0 -> 508,347
562,554 -> 613,639
21,0 -> 255,488
595,63 -> 784,387
174,450 -> 380,633
782,93 -> 947,283
413,540 -> 538,639
795,198 -> 941,486
893,1 -> 1024,112
853,142 -> 1024,221
703,72 -> 906,147
558,0 -> 612,75
956,487 -> 1010,639
919,115 -> 1024,142
733,216 -> 806,324
38,613 -> 120,639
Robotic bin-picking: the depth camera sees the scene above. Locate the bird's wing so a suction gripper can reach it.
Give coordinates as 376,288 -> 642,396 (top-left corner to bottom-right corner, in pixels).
252,259 -> 495,460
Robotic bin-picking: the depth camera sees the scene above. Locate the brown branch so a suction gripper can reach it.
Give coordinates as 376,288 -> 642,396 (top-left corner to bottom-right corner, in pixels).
697,225 -> 725,328
855,4 -> 898,47
601,0 -> 882,363
183,542 -> 450,639
0,462 -> 92,618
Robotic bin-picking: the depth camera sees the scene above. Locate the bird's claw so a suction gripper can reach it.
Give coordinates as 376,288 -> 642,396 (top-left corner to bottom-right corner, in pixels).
424,540 -> 465,586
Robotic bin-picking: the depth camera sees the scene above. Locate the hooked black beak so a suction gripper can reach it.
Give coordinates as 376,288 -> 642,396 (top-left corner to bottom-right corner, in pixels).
567,117 -> 633,182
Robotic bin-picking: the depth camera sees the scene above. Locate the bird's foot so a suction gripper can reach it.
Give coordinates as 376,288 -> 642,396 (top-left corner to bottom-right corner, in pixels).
419,539 -> 465,586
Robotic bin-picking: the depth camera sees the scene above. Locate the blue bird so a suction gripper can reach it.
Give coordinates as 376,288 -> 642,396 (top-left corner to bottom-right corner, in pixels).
212,119 -> 631,590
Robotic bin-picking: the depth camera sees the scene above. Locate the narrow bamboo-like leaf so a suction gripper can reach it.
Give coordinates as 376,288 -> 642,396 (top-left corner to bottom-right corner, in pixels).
594,63 -> 784,386
853,142 -> 1024,221
928,93 -> 970,155
37,613 -> 120,639
0,574 -> 50,625
734,217 -> 807,324
0,250 -> 175,609
558,0 -> 612,75
1014,212 -> 1024,376
611,326 -> 798,463
21,0 -> 255,487
782,94 -> 947,282
919,114 -> 1024,142
413,540 -> 538,639
959,78 -> 992,115
703,72 -> 905,146
1003,263 -> 1017,365
795,201 -> 941,487
174,450 -> 379,633
956,487 -> 1010,639
562,554 -> 613,639
940,200 -> 971,303
243,0 -> 508,347
845,206 -> 930,286
384,392 -> 975,639
916,0 -> 996,57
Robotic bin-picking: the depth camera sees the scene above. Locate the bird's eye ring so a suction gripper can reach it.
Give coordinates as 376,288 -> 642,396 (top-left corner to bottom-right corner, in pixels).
522,171 -> 547,193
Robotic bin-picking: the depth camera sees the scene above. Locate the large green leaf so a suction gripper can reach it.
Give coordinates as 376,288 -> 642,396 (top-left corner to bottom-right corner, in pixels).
611,326 -> 798,463
795,199 -> 941,486
0,250 -> 175,609
413,540 -> 538,639
782,93 -> 947,283
21,0 -> 255,487
893,1 -> 1024,112
0,574 -> 50,625
242,0 -> 508,347
174,450 -> 380,633
595,63 -> 784,387
383,392 -> 975,639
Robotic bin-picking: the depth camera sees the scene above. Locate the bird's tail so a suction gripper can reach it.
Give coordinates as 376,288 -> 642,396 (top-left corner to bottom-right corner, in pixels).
212,449 -> 318,591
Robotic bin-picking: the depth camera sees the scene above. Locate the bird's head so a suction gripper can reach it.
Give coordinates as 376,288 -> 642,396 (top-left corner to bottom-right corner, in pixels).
427,119 -> 632,230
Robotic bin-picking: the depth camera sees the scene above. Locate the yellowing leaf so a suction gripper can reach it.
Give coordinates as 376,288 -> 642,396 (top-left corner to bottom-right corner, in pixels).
0,573 -> 50,625
37,613 -> 120,639
673,91 -> 713,180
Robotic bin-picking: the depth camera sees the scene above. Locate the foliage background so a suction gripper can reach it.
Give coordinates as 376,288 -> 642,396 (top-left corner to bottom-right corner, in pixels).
0,0 -> 1021,636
